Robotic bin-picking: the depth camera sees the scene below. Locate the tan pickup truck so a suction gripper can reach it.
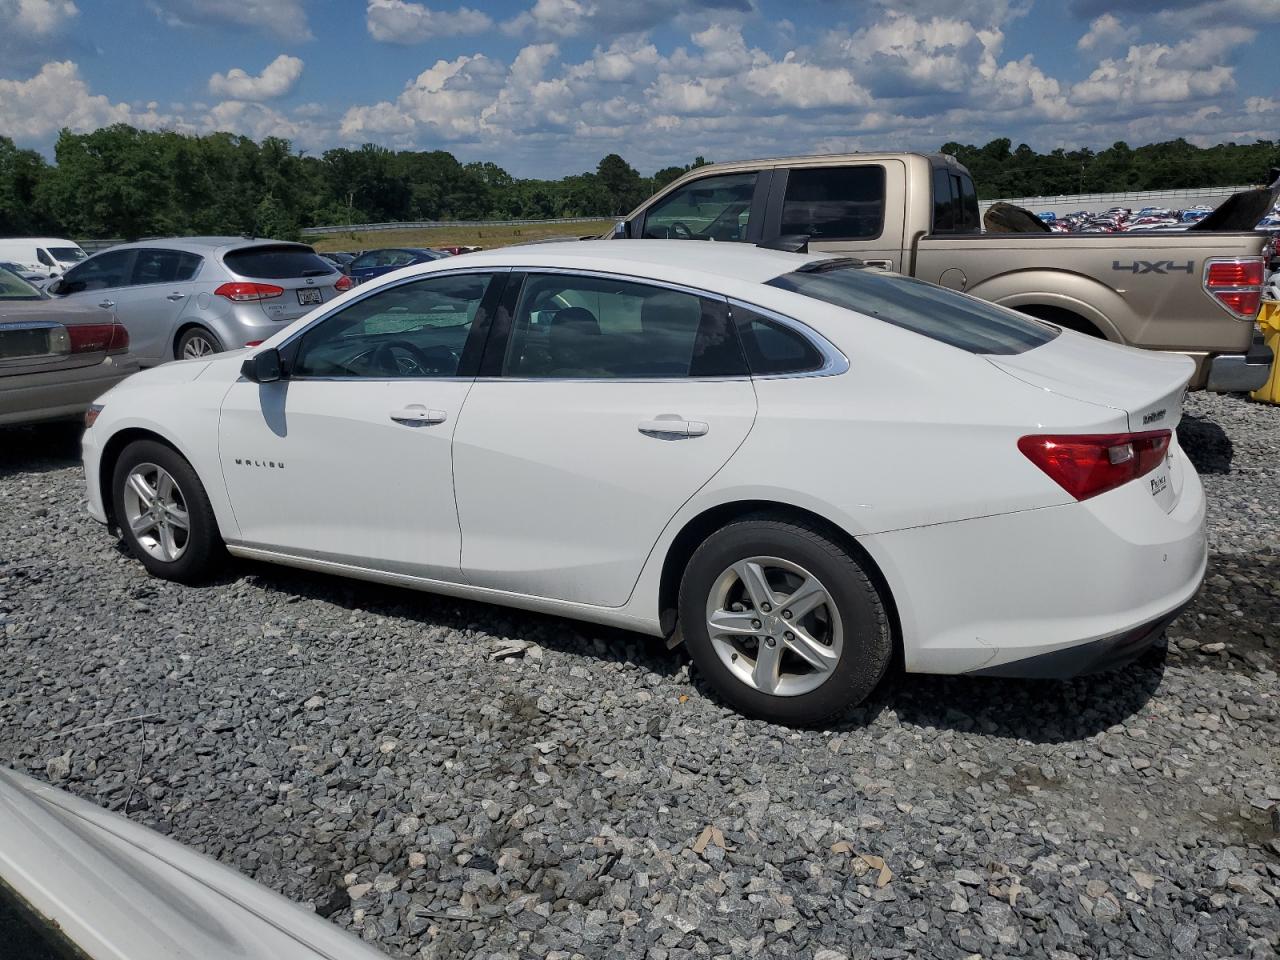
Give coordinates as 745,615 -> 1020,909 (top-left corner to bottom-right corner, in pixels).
609,152 -> 1274,390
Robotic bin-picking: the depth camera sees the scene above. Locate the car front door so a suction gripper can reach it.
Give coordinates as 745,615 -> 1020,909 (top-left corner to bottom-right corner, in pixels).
53,250 -> 136,315
111,249 -> 203,363
451,271 -> 757,607
216,269 -> 506,578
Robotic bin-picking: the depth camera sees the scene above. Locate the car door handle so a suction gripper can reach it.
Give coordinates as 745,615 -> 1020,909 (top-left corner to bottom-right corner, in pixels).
166,293 -> 186,301
861,259 -> 893,269
97,300 -> 114,309
390,405 -> 447,426
638,417 -> 709,438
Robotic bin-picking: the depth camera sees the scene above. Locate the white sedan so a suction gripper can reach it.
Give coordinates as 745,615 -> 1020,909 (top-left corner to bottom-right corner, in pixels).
82,241 -> 1207,725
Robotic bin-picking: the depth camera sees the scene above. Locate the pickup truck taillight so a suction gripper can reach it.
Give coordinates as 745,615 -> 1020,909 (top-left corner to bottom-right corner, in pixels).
1018,431 -> 1171,501
1203,257 -> 1264,319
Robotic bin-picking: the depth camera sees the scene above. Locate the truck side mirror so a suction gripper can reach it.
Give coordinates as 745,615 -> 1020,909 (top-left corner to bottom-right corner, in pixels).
241,348 -> 283,383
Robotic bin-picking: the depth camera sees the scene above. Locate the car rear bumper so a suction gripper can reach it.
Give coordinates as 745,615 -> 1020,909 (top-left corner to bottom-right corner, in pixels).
1205,334 -> 1273,392
0,356 -> 137,427
868,443 -> 1207,677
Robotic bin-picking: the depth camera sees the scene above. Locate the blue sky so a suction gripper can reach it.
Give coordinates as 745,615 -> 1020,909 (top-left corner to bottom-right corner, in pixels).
1,0 -> 1277,178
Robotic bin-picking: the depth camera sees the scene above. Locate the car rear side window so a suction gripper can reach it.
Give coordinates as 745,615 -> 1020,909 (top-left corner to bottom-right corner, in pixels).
781,166 -> 885,240
504,274 -> 745,379
767,261 -> 1058,355
131,249 -> 203,285
731,305 -> 824,375
224,245 -> 335,280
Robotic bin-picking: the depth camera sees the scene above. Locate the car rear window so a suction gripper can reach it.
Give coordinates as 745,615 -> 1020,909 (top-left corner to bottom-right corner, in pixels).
766,260 -> 1058,355
223,245 -> 335,280
0,267 -> 42,300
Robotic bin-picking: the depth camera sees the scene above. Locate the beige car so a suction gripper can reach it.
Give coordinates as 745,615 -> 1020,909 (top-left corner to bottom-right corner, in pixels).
0,265 -> 137,426
611,152 -> 1273,390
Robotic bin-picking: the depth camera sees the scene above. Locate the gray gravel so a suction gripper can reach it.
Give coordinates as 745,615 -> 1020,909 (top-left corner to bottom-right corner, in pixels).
1,393 -> 1277,960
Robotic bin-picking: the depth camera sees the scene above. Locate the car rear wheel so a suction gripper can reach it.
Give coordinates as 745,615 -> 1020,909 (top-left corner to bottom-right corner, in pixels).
679,516 -> 892,725
112,440 -> 223,583
176,327 -> 222,360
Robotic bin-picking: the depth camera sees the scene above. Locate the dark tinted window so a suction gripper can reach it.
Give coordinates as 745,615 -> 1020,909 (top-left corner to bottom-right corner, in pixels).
732,305 -> 824,374
767,261 -> 1058,355
781,166 -> 885,240
956,174 -> 980,231
642,173 -> 757,242
504,274 -> 744,379
293,273 -> 494,378
48,247 -> 85,263
131,249 -> 202,285
224,244 -> 335,280
36,249 -> 54,266
932,168 -> 957,233
60,250 -> 133,294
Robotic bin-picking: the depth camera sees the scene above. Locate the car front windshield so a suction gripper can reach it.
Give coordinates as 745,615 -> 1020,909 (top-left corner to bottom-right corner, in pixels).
0,267 -> 43,300
767,259 -> 1058,356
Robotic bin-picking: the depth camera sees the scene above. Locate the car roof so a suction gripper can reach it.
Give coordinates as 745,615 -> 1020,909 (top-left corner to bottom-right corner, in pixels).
103,237 -> 314,255
455,240 -> 827,286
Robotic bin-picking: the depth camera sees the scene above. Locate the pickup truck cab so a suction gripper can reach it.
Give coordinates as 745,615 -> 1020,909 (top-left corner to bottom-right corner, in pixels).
612,153 -> 1272,390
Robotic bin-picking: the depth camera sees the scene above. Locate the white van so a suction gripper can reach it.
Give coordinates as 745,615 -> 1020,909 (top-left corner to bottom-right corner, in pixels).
0,238 -> 88,279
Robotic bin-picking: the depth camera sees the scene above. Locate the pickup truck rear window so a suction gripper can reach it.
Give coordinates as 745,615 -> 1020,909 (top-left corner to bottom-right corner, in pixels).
767,261 -> 1058,355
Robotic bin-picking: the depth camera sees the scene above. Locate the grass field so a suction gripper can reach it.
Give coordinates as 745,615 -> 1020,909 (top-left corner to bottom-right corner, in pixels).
308,220 -> 614,253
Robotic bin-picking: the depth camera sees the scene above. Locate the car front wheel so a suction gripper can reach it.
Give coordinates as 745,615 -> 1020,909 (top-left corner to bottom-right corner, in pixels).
679,516 -> 892,726
112,439 -> 223,583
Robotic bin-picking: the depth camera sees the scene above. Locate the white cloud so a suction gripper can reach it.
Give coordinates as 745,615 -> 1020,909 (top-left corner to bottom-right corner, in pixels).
868,0 -> 1031,26
1,0 -> 77,34
1076,13 -> 1137,51
149,0 -> 312,42
365,0 -> 492,43
0,61 -> 131,139
1070,28 -> 1253,107
208,54 -> 304,101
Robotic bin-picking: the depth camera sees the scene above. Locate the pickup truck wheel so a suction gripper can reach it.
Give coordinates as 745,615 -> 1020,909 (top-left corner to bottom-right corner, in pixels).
1019,305 -> 1106,339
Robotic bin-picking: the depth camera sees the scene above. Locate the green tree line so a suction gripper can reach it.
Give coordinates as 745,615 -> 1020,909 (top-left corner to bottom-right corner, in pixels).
1,124 -> 1275,241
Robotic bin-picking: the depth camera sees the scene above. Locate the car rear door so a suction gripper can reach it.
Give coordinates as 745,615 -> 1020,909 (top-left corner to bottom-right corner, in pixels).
110,249 -> 202,363
451,270 -> 757,607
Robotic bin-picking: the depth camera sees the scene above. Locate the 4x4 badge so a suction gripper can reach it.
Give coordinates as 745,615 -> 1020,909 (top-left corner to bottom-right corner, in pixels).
1112,260 -> 1194,275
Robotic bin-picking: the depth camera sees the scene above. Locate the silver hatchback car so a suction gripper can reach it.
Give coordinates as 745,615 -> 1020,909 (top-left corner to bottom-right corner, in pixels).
45,237 -> 351,365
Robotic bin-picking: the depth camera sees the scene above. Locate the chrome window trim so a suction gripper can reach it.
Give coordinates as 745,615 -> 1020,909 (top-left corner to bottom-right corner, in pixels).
0,319 -> 62,331
726,298 -> 850,379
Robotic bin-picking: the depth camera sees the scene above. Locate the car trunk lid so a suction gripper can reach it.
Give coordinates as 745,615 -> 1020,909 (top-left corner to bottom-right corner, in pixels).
989,332 -> 1193,513
0,301 -> 117,376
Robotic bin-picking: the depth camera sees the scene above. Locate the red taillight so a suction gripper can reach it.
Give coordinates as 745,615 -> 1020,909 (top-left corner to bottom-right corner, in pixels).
214,281 -> 284,302
1203,258 -> 1263,319
67,323 -> 128,354
334,275 -> 353,292
1018,430 -> 1171,501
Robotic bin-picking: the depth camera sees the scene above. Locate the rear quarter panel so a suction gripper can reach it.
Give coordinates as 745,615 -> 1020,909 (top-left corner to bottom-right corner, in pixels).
914,231 -> 1266,353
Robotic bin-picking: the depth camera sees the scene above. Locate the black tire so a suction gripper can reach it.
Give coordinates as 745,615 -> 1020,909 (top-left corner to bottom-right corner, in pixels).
174,326 -> 223,360
111,439 -> 224,583
678,516 -> 892,726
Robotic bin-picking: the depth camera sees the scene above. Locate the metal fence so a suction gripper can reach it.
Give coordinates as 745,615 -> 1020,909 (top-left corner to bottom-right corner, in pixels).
300,216 -> 608,237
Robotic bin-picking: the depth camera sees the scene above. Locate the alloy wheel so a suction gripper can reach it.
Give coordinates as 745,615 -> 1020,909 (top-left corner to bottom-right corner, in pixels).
122,462 -> 190,562
704,556 -> 844,697
182,335 -> 216,359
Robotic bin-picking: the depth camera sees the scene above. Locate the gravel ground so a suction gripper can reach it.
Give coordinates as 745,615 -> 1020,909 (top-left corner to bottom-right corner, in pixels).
0,392 -> 1277,960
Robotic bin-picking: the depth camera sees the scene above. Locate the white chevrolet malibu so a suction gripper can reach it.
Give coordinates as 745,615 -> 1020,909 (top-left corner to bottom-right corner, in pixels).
82,241 -> 1206,725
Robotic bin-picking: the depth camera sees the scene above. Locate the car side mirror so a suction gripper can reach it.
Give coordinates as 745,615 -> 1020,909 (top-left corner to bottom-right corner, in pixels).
46,279 -> 64,295
613,220 -> 629,238
241,348 -> 283,383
